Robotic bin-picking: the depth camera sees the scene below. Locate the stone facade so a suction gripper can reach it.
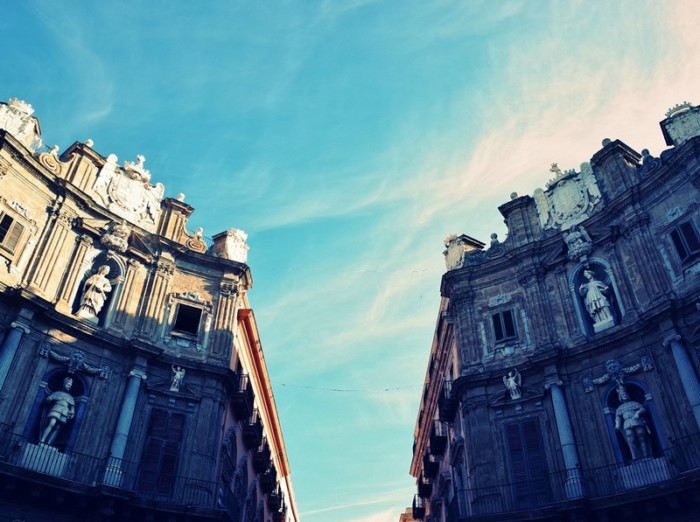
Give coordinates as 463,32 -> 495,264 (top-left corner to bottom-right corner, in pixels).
0,99 -> 297,521
409,104 -> 700,521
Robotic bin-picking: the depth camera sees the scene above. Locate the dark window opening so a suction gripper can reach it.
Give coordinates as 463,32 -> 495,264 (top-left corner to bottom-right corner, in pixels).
173,304 -> 202,335
492,309 -> 517,343
670,220 -> 700,263
505,419 -> 550,509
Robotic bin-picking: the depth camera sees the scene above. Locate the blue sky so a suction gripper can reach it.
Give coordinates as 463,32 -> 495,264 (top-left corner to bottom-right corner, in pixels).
3,1 -> 700,520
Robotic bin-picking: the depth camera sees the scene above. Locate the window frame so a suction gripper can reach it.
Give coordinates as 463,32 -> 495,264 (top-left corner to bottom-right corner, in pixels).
163,291 -> 213,351
492,308 -> 518,344
669,218 -> 700,263
0,207 -> 30,264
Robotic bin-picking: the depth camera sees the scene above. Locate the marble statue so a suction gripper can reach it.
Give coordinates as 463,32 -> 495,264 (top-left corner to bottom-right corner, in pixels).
170,366 -> 186,392
579,269 -> 613,328
503,369 -> 522,400
40,377 -> 75,445
77,265 -> 112,320
615,385 -> 651,460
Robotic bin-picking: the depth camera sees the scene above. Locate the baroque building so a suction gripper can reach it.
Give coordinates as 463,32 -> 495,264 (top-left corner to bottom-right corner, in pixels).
409,102 -> 700,521
0,98 -> 298,522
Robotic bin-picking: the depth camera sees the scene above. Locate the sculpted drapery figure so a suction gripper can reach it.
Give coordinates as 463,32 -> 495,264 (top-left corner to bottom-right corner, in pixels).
170,366 -> 186,392
78,265 -> 112,319
503,369 -> 522,400
40,377 -> 75,445
579,269 -> 613,326
614,385 -> 651,460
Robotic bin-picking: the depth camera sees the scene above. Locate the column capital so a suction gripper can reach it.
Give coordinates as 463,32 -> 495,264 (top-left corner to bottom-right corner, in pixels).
544,379 -> 563,390
662,333 -> 682,347
10,321 -> 31,335
129,369 -> 147,380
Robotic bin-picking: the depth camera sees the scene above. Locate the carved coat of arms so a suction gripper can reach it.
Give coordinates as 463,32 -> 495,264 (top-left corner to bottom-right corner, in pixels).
534,162 -> 602,230
92,154 -> 163,231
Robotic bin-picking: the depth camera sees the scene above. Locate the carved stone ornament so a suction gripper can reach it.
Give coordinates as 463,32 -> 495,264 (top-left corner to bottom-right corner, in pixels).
100,221 -> 131,253
38,342 -> 111,379
210,228 -> 249,263
443,234 -> 466,271
92,154 -> 164,231
503,369 -> 522,400
563,225 -> 593,262
185,227 -> 207,253
663,102 -> 700,146
534,162 -> 602,231
582,357 -> 653,393
0,98 -> 42,150
38,145 -> 64,174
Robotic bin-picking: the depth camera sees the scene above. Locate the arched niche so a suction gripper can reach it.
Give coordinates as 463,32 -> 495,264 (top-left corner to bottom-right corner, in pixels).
23,369 -> 90,453
602,381 -> 664,465
570,260 -> 623,336
72,252 -> 125,327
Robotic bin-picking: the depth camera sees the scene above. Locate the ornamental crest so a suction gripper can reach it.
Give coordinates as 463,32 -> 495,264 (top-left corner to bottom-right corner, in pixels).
93,154 -> 164,232
533,162 -> 602,230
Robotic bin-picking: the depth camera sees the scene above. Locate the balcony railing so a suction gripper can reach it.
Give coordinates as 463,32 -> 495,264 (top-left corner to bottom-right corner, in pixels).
242,408 -> 264,449
0,423 -> 218,510
429,420 -> 448,456
438,380 -> 458,422
231,372 -> 255,419
442,432 -> 700,520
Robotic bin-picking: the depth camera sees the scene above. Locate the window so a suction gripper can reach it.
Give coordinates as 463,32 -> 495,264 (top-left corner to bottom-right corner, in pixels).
172,304 -> 202,335
0,214 -> 25,255
505,419 -> 550,509
492,309 -> 517,343
670,220 -> 700,262
138,409 -> 185,499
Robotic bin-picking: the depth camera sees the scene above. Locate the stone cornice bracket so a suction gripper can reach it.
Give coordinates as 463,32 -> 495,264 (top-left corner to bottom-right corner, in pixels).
38,341 -> 111,379
10,321 -> 31,334
582,356 -> 654,393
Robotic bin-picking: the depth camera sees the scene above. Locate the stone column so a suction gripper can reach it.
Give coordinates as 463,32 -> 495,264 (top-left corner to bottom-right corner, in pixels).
103,366 -> 147,487
0,320 -> 31,391
664,334 -> 700,430
546,380 -> 584,499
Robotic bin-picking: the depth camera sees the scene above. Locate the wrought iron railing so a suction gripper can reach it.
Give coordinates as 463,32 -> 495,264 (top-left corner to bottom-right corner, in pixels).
0,423 -> 218,510
441,432 -> 700,520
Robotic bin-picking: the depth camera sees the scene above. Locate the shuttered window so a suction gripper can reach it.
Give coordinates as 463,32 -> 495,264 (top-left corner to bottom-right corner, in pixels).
505,419 -> 550,509
138,409 -> 185,499
0,214 -> 25,255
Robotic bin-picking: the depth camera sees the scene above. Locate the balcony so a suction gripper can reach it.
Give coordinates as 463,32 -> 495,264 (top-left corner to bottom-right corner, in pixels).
430,420 -> 448,455
272,502 -> 287,522
231,372 -> 254,419
446,432 -> 700,520
242,409 -> 263,449
438,380 -> 458,421
267,484 -> 283,511
423,452 -> 440,478
412,494 -> 425,520
252,437 -> 272,473
418,474 -> 433,499
0,423 -> 221,517
259,465 -> 277,494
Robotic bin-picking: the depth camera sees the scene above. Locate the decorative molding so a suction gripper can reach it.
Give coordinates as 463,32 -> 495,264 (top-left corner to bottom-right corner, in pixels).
39,341 -> 111,379
582,357 -> 654,393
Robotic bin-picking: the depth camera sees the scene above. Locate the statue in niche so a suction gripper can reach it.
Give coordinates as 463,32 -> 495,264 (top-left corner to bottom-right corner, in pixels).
40,377 -> 75,445
503,369 -> 522,400
614,385 -> 651,460
77,265 -> 113,321
170,366 -> 186,392
579,269 -> 613,328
